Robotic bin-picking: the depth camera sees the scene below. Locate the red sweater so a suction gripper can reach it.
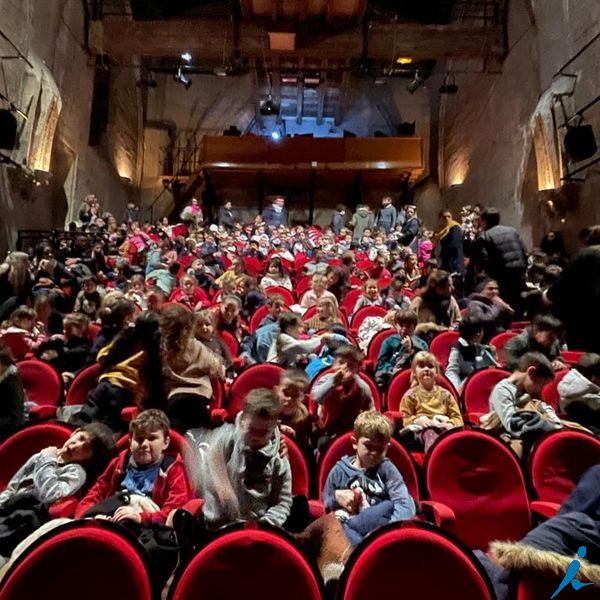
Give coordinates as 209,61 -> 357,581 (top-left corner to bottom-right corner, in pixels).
75,450 -> 191,525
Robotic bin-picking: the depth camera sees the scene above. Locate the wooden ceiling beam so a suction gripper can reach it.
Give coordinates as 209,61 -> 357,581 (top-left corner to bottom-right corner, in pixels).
90,19 -> 504,61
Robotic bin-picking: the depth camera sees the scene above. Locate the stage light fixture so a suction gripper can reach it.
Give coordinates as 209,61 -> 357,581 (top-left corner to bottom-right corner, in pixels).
406,70 -> 425,94
174,68 -> 192,89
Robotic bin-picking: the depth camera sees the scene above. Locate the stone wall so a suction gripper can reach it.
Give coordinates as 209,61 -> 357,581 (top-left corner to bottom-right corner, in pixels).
0,0 -> 141,256
435,0 -> 600,250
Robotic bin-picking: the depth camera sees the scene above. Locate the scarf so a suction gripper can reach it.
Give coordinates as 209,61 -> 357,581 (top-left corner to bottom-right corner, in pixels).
433,220 -> 461,243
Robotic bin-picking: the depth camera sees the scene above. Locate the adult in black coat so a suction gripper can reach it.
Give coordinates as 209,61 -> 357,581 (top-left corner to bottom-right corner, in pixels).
470,208 -> 527,316
218,201 -> 236,230
397,205 -> 420,252
547,228 -> 600,352
434,209 -> 465,274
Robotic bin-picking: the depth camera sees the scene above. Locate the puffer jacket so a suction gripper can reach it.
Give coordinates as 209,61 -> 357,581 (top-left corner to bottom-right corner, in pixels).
476,225 -> 527,277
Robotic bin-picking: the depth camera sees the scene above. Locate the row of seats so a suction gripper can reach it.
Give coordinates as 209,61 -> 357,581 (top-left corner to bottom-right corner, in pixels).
1,418 -> 599,553
0,516 -> 592,600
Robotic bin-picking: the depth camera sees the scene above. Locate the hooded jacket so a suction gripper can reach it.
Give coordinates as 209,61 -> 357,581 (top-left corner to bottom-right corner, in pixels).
558,369 -> 600,412
190,414 -> 292,529
351,208 -> 374,242
323,455 -> 416,522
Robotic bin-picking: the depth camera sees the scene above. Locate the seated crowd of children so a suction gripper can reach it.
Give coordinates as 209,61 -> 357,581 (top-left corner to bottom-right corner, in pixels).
0,202 -> 596,594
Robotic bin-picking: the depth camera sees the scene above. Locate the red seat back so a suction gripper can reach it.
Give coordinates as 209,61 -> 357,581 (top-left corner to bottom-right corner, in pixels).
426,429 -> 531,549
462,368 -> 511,416
560,350 -> 584,367
243,256 -> 263,278
171,528 -> 322,600
0,423 -> 73,490
365,328 -> 395,364
227,364 -> 285,420
283,434 -> 310,497
386,369 -> 458,412
16,360 -> 63,407
351,306 -> 387,332
528,430 -> 600,505
0,521 -> 152,600
87,322 -> 101,343
490,331 -> 519,365
341,288 -> 363,316
0,332 -> 32,361
509,320 -> 531,331
339,522 -> 494,600
318,432 -> 419,501
295,276 -> 311,297
541,368 -> 569,412
265,286 -> 295,306
249,304 -> 287,334
218,330 -> 239,358
66,363 -> 102,406
429,331 -> 461,369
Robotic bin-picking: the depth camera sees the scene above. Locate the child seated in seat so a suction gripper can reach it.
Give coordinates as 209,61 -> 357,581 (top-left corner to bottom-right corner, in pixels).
0,306 -> 47,357
36,313 -> 91,380
190,389 -> 292,530
0,342 -> 26,442
323,410 -> 416,546
558,353 -> 600,435
0,422 -> 113,563
398,351 -> 463,452
481,352 -> 561,444
445,315 -> 498,393
375,309 -> 428,389
74,276 -> 103,320
75,410 -> 189,525
195,309 -> 234,380
312,345 -> 374,442
352,279 -> 383,315
300,274 -> 337,310
275,369 -> 312,447
258,295 -> 286,328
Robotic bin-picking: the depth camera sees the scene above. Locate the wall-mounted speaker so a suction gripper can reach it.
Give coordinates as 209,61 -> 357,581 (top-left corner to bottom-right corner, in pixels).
564,125 -> 597,162
0,110 -> 17,150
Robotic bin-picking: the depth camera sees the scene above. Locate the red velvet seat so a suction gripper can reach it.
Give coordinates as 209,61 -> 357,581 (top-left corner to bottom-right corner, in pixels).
295,276 -> 311,297
282,433 -> 310,497
528,430 -> 600,517
350,305 -> 387,334
363,328 -> 395,374
0,332 -> 33,361
490,331 -> 519,366
338,521 -> 494,600
316,432 -> 419,504
560,350 -> 584,366
226,363 -> 284,420
16,359 -> 63,418
0,520 -> 153,600
541,368 -> 569,412
170,526 -> 322,600
385,368 -> 458,422
249,303 -> 288,334
301,305 -> 350,330
87,322 -> 101,343
429,330 -> 461,369
65,363 -> 102,406
243,256 -> 264,278
462,368 -> 511,422
341,288 -> 363,316
265,286 -> 295,306
218,330 -> 239,357
0,422 -> 74,490
425,429 -> 532,550
509,320 -> 531,331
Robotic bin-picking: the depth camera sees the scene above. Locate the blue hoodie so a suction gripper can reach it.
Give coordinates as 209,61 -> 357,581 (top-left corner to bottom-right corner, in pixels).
323,455 -> 416,522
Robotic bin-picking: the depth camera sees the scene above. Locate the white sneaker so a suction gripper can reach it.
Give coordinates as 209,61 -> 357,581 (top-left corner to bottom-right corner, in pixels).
334,509 -> 351,523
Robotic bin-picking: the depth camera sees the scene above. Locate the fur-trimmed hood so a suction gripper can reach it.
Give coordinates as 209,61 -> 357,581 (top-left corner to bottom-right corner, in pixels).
490,540 -> 600,585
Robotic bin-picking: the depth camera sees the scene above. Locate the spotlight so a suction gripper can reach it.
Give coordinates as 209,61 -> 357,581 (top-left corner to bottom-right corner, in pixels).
271,131 -> 281,141
181,52 -> 192,63
406,70 -> 425,94
174,68 -> 192,89
259,97 -> 280,116
440,73 -> 458,95
396,57 -> 413,65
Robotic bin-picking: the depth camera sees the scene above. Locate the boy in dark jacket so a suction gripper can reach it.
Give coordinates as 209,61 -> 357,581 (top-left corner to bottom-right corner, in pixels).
323,410 -> 416,546
375,309 -> 428,388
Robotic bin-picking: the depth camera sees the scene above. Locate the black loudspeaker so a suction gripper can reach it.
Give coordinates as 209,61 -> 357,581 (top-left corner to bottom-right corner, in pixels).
564,125 -> 597,162
0,110 -> 17,150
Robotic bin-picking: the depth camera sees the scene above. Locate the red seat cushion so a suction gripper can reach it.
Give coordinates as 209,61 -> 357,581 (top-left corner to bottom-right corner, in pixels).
490,331 -> 519,365
0,523 -> 152,600
429,331 -> 461,369
65,363 -> 102,406
351,306 -> 387,332
172,528 -> 321,600
541,369 -> 569,412
283,434 -> 310,497
528,430 -> 600,504
426,429 -> 531,550
265,286 -> 295,306
0,423 -> 73,490
386,369 -> 458,412
341,523 -> 493,600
